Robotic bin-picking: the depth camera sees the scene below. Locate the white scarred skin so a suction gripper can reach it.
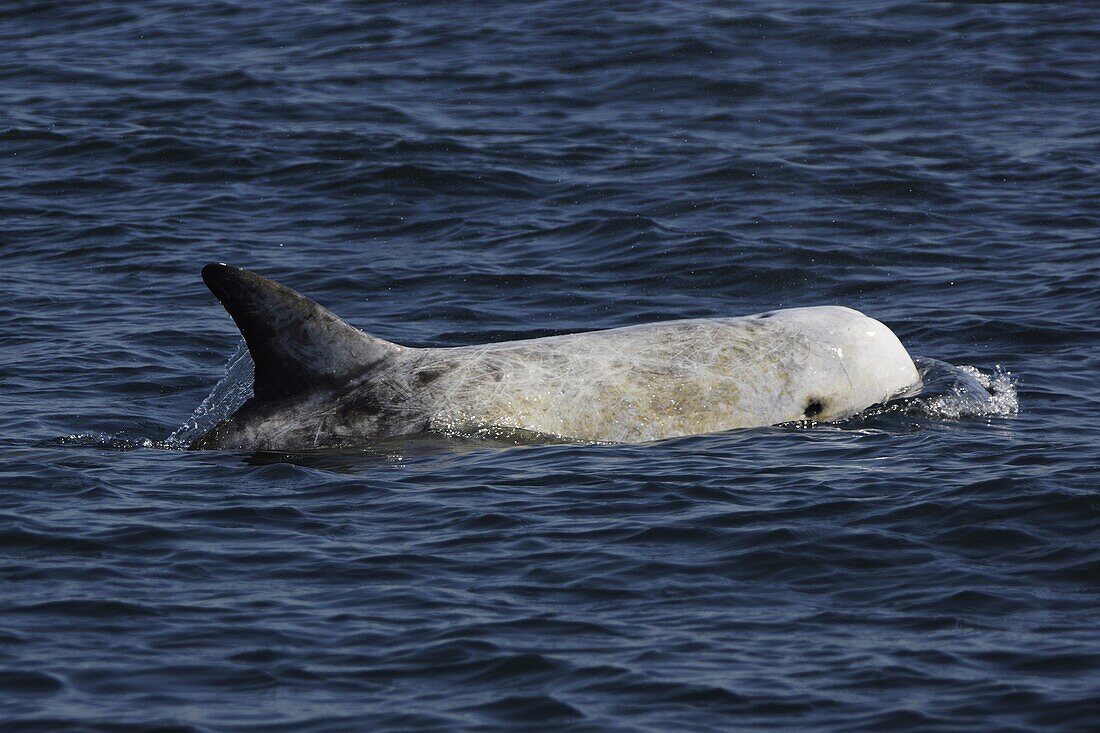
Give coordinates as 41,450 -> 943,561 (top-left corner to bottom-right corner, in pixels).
399,306 -> 920,443
196,301 -> 920,449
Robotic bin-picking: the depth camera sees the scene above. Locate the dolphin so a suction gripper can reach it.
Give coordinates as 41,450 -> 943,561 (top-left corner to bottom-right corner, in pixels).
190,264 -> 920,449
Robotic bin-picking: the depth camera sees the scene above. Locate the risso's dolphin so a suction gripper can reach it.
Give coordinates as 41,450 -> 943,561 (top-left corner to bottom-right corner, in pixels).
190,264 -> 920,449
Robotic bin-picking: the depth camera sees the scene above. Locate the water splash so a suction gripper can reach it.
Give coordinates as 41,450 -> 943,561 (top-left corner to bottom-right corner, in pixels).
883,357 -> 1018,421
165,341 -> 255,449
46,433 -> 164,451
920,363 -> 1017,420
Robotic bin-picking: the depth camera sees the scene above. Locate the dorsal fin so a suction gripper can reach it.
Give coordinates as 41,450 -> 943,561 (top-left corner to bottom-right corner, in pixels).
201,263 -> 401,402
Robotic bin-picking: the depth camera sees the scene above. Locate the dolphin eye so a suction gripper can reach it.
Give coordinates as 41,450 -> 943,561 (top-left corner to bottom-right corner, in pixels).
804,399 -> 824,419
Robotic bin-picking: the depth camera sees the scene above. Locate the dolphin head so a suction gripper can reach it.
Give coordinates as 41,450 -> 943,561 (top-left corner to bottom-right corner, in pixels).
761,306 -> 920,422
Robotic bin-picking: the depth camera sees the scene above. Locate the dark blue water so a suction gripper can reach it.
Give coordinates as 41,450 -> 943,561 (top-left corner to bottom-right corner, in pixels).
2,1 -> 1098,730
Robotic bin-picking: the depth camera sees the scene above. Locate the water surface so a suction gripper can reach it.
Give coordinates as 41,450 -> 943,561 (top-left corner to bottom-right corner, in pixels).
1,1 -> 1098,731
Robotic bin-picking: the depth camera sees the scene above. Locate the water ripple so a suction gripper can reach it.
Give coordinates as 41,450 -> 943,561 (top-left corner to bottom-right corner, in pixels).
2,0 -> 1098,731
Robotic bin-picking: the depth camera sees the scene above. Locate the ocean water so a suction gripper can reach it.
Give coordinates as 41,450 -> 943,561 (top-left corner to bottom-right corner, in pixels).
1,1 -> 1098,731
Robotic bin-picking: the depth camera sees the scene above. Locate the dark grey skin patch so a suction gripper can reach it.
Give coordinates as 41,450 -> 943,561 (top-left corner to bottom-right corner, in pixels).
334,392 -> 382,418
414,367 -> 448,385
804,399 -> 825,419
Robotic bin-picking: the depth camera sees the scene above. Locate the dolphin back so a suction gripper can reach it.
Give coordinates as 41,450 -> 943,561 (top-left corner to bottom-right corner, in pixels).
199,263 -> 402,404
190,265 -> 917,450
